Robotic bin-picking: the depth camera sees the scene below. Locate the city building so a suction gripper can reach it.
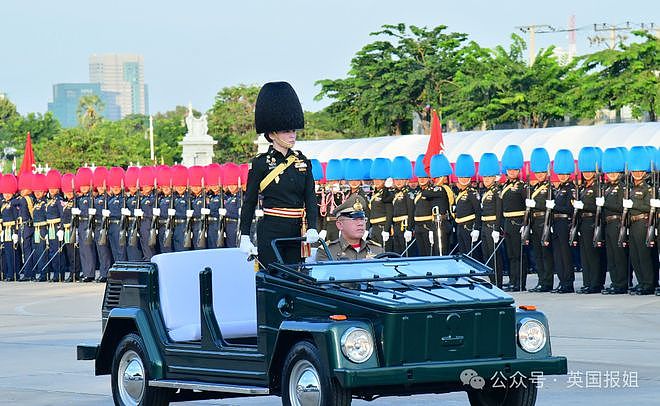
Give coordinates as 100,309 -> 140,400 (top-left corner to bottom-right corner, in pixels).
47,83 -> 121,128
89,54 -> 149,117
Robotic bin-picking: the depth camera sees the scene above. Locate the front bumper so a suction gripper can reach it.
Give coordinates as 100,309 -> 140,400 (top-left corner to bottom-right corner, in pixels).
77,343 -> 99,360
334,356 -> 567,388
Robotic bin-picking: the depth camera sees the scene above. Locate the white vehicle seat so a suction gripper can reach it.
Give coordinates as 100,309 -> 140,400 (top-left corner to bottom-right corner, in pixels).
153,248 -> 257,342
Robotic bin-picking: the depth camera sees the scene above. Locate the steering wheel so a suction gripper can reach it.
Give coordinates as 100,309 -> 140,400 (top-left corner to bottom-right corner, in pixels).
374,251 -> 402,259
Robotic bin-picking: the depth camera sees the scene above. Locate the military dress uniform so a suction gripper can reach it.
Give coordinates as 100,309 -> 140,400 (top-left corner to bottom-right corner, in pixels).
480,182 -> 503,287
191,191 -> 208,250
17,193 -> 35,280
172,191 -> 191,252
45,192 -> 65,281
139,190 -> 156,260
108,192 -> 128,262
77,191 -> 97,281
501,178 -> 528,291
320,187 -> 346,243
94,193 -> 113,280
391,186 -> 414,254
224,192 -> 241,248
528,181 -> 555,291
420,184 -> 453,255
454,185 -> 481,257
126,192 -> 143,260
368,186 -> 393,249
576,179 -> 605,293
602,178 -> 628,293
31,195 -> 50,281
1,195 -> 20,281
206,190 -> 224,248
157,192 -> 174,253
61,194 -> 81,281
551,180 -> 576,292
628,179 -> 655,294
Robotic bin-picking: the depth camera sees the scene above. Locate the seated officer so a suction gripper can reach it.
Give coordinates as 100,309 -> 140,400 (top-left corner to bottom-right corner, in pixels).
316,195 -> 383,261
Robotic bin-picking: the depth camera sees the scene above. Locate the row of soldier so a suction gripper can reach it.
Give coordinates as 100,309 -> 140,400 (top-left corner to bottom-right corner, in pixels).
0,163 -> 251,283
309,145 -> 659,295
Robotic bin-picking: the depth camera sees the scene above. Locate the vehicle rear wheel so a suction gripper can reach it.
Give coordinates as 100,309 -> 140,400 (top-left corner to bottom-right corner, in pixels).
281,341 -> 351,406
111,333 -> 170,406
467,377 -> 537,406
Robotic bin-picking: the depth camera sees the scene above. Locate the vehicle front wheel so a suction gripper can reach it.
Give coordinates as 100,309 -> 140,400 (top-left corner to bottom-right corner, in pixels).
111,333 -> 170,406
467,377 -> 537,406
281,340 -> 351,406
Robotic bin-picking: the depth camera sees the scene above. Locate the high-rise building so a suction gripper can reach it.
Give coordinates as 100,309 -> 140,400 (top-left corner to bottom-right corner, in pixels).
47,83 -> 121,128
89,54 -> 148,117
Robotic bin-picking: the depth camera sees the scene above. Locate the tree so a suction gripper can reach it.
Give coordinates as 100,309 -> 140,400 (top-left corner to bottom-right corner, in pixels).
0,97 -> 18,122
77,94 -> 105,128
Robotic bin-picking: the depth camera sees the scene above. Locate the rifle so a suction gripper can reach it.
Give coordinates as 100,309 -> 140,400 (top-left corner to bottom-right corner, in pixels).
645,161 -> 657,247
617,164 -> 630,248
183,185 -> 193,249
162,182 -> 175,249
118,182 -> 128,247
148,179 -> 158,248
521,175 -> 532,245
128,180 -> 141,247
84,181 -> 95,244
70,180 -> 79,247
432,205 -> 443,255
97,182 -> 109,246
568,170 -> 580,246
196,179 -> 207,248
216,178 -> 226,248
593,163 -> 605,248
235,177 -> 243,246
540,167 -> 553,246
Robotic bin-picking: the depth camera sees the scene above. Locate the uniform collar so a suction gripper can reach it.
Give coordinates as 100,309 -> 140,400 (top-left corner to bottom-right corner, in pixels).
338,236 -> 367,253
268,145 -> 294,159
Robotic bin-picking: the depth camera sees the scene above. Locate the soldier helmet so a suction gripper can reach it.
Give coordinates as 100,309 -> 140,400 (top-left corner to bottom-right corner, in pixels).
156,165 -> 172,186
75,167 -> 93,190
502,145 -> 524,171
255,81 -> 304,141
93,166 -> 108,188
31,173 -> 47,192
478,153 -> 500,177
414,154 -> 428,178
188,165 -> 205,187
530,148 -> 550,173
18,172 -> 33,192
553,149 -> 575,175
344,159 -> 364,181
46,169 -> 61,190
204,163 -> 222,187
370,158 -> 392,180
222,163 -> 240,186
310,159 -> 324,182
602,148 -> 625,173
577,147 -> 599,172
0,174 -> 18,194
391,156 -> 413,180
107,167 -> 125,188
61,173 -> 74,193
239,164 -> 249,184
429,154 -> 452,178
325,159 -> 343,181
139,166 -> 156,186
628,146 -> 651,172
333,194 -> 366,219
454,154 -> 475,178
171,165 -> 188,187
361,159 -> 373,181
125,166 -> 140,188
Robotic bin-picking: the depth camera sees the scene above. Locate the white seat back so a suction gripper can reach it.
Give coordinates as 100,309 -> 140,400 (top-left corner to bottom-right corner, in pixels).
153,248 -> 257,342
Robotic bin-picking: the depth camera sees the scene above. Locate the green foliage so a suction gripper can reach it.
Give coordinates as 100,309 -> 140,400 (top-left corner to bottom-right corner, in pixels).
77,94 -> 105,128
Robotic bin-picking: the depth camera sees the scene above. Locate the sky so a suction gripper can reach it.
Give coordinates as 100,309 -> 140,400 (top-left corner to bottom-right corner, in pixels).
2,0 -> 658,116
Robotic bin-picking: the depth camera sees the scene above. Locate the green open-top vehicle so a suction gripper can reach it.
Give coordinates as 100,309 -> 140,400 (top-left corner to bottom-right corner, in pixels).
77,238 -> 567,405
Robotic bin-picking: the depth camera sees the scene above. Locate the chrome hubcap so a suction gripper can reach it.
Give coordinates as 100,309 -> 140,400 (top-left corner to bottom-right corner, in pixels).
118,350 -> 145,406
289,360 -> 321,406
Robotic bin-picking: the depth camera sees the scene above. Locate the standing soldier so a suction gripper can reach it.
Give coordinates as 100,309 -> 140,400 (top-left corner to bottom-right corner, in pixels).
453,154 -> 481,258
156,166 -> 173,253
138,166 -> 157,260
1,174 -> 20,281
626,146 -> 655,295
171,165 -> 191,252
361,159 -> 374,197
107,167 -> 127,263
17,173 -> 35,281
310,159 -> 325,234
45,170 -> 64,282
61,173 -> 80,282
204,163 -> 223,249
424,154 -> 454,255
31,174 -> 49,281
526,147 -> 555,292
344,159 -> 369,208
390,156 -> 414,254
188,166 -> 208,250
413,154 -> 435,256
223,163 -> 242,248
75,167 -> 97,282
478,153 -> 504,287
125,167 -> 142,261
500,145 -> 527,292
574,147 -> 605,294
368,158 -> 393,249
320,159 -> 346,242
600,148 -> 628,294
93,167 -> 113,282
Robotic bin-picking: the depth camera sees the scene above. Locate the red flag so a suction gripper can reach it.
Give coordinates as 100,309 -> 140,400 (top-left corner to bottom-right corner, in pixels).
422,110 -> 445,176
18,131 -> 36,176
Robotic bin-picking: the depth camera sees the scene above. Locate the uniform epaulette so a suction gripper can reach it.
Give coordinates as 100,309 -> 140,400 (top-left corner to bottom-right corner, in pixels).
366,239 -> 382,248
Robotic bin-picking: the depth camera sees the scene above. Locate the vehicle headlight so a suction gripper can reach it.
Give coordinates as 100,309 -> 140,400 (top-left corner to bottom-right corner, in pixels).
518,318 -> 547,353
340,327 -> 374,363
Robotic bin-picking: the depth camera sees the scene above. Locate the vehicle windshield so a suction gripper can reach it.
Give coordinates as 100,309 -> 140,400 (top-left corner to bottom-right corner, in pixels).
307,256 -> 487,283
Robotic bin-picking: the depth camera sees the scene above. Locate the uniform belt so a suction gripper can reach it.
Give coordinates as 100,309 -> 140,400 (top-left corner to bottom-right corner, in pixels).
2,221 -> 15,227
553,213 -> 569,219
159,219 -> 169,225
605,215 -> 621,223
47,218 -> 61,224
63,224 -> 71,230
414,215 -> 434,222
482,215 -> 497,222
630,213 -> 649,223
109,220 -> 121,224
455,214 -> 476,224
207,217 -> 218,221
226,218 -> 238,222
503,211 -> 525,218
581,212 -> 595,218
264,207 -> 304,218
175,219 -> 187,224
392,215 -> 408,223
532,212 -> 545,218
33,221 -> 47,227
325,216 -> 337,221
370,216 -> 387,224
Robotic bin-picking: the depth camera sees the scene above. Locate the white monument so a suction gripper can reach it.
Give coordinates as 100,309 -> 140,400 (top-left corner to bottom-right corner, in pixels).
179,104 -> 217,166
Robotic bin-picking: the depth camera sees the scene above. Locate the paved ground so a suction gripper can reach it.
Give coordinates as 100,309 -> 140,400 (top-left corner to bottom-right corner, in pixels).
1,273 -> 659,405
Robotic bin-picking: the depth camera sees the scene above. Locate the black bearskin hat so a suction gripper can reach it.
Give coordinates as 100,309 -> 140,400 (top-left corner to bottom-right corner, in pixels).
255,81 -> 304,142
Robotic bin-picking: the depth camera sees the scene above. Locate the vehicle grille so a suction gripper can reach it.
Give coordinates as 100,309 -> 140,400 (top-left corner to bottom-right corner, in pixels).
103,282 -> 122,310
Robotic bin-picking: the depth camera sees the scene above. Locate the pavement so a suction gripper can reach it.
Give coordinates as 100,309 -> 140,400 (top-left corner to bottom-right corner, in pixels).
0,273 -> 659,405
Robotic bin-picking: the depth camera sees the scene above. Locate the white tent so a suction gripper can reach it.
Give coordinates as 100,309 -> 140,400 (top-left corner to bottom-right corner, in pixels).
296,122 -> 660,162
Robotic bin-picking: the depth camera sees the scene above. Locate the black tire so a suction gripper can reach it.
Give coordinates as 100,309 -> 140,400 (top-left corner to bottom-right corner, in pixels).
111,333 -> 170,406
467,377 -> 537,406
281,340 -> 351,406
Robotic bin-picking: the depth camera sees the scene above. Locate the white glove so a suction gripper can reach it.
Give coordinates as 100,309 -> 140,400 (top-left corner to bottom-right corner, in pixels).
218,208 -> 227,217
545,200 -> 555,210
71,207 -> 81,216
525,198 -> 536,208
254,209 -> 264,218
56,229 -> 64,242
167,208 -> 176,216
12,233 -> 19,244
121,208 -> 131,216
239,235 -> 257,255
200,208 -> 210,215
88,208 -> 97,216
362,230 -> 369,241
428,230 -> 434,244
651,198 -> 660,208
381,231 -> 390,242
404,230 -> 413,242
186,209 -> 194,218
314,183 -> 320,193
305,228 -> 319,243
318,229 -> 327,241
622,199 -> 633,209
572,200 -> 584,210
384,178 -> 394,188
491,230 -> 500,243
152,208 -> 161,217
102,209 -> 111,217
470,229 -> 480,242
595,197 -> 605,207
133,208 -> 144,217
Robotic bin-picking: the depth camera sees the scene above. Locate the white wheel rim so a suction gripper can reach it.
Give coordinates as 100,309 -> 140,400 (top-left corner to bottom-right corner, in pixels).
289,359 -> 321,406
118,349 -> 145,406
